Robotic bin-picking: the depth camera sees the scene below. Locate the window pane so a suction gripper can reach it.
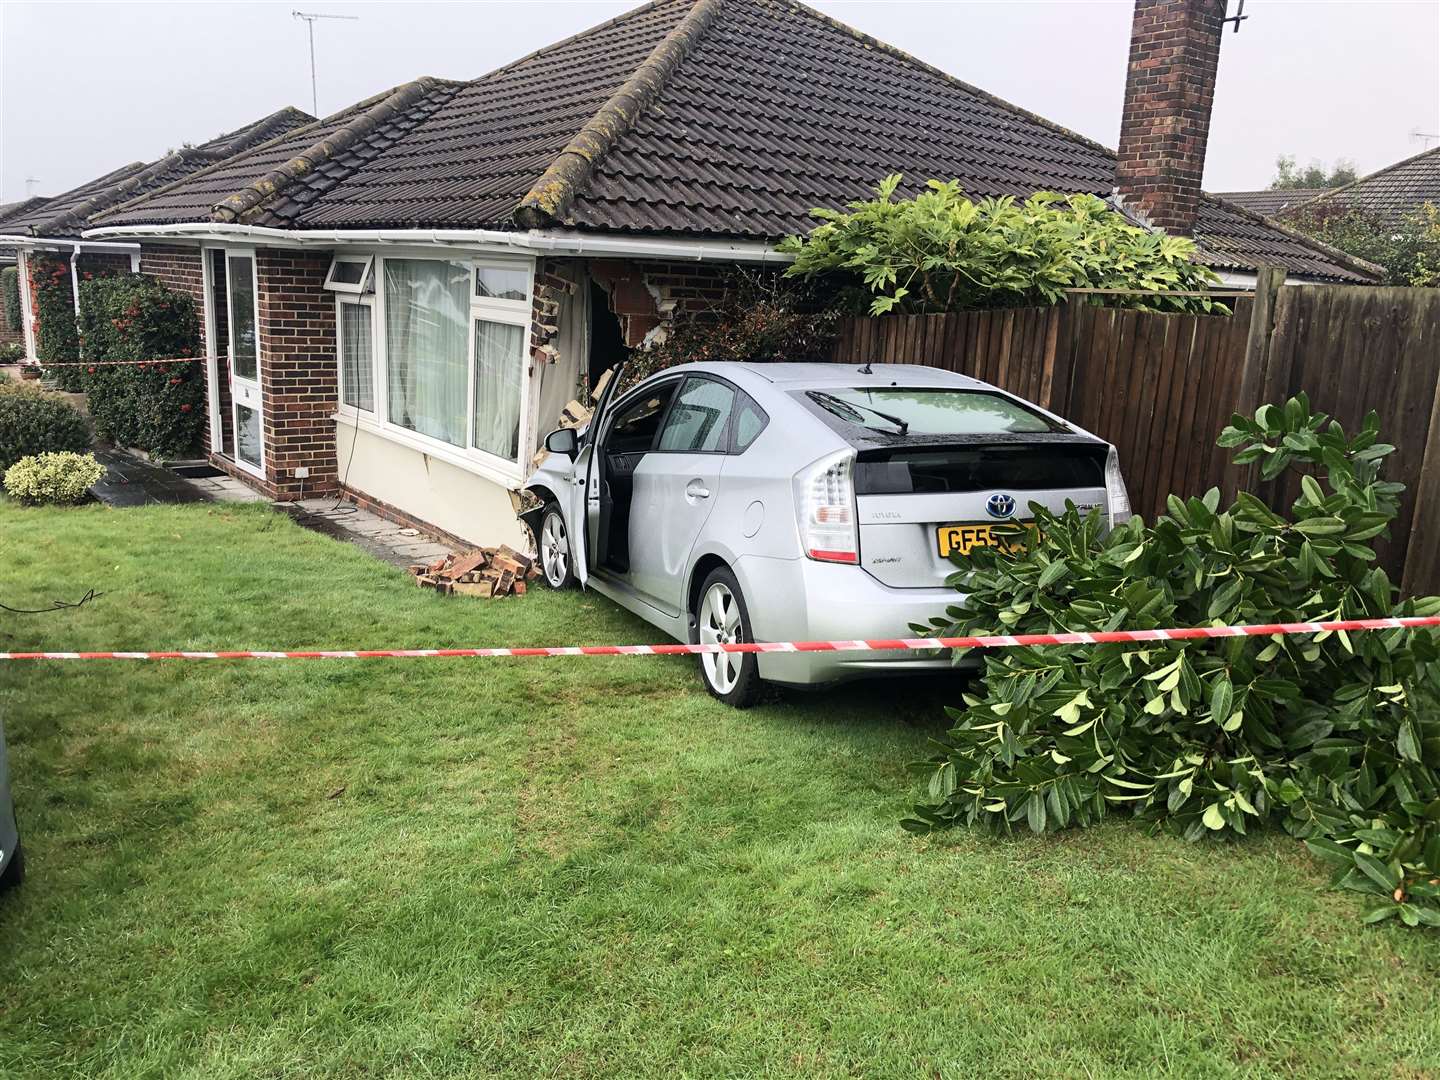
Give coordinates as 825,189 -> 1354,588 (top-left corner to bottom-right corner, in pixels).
340,302 -> 374,411
384,259 -> 469,447
805,388 -> 1061,436
608,382 -> 678,454
227,255 -> 257,380
658,377 -> 735,452
734,395 -> 768,452
236,404 -> 262,468
329,259 -> 367,287
472,320 -> 524,461
475,266 -> 527,301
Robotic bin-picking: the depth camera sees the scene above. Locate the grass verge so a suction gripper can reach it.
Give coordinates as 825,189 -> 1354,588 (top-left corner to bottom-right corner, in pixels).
1,500 -> 1437,1078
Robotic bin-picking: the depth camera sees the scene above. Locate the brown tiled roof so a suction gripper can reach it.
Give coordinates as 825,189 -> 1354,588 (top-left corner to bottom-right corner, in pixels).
1281,148 -> 1440,229
93,0 -> 1375,283
4,107 -> 313,240
1214,188 -> 1331,217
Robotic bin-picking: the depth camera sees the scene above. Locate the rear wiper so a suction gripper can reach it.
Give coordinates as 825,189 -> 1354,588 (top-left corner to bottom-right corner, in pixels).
810,391 -> 909,435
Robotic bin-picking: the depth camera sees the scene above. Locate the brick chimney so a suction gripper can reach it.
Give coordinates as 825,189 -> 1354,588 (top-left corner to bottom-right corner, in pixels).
1114,0 -> 1228,235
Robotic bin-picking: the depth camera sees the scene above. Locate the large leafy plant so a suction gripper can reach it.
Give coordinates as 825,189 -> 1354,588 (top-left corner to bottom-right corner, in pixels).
908,397 -> 1440,928
778,176 -> 1224,316
77,274 -> 204,460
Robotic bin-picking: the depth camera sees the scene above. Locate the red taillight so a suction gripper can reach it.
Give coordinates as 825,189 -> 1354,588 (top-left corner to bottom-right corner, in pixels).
795,450 -> 859,564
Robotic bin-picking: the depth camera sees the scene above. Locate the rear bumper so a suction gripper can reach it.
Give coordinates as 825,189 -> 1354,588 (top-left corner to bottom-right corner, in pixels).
731,555 -> 969,685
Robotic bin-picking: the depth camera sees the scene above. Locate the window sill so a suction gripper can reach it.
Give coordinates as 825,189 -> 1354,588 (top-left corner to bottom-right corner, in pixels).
334,410 -> 524,489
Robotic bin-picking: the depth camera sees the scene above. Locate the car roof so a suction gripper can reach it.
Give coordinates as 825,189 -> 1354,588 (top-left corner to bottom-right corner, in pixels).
653,361 -> 993,393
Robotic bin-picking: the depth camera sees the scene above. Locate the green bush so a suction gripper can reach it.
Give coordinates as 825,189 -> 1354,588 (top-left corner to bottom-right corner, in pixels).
0,343 -> 23,364
907,396 -> 1440,928
78,274 -> 203,460
0,381 -> 91,470
779,175 -> 1225,316
3,450 -> 105,505
27,254 -> 82,389
1,266 -> 20,335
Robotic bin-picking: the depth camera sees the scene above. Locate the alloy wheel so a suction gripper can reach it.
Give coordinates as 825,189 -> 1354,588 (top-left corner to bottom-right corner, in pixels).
541,511 -> 569,587
699,581 -> 743,694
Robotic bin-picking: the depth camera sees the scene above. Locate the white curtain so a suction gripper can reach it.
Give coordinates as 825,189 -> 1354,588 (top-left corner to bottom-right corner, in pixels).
473,320 -> 524,461
340,302 -> 373,411
384,259 -> 468,447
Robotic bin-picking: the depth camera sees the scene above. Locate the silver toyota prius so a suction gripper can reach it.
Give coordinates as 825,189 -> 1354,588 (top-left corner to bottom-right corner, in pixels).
525,362 -> 1130,707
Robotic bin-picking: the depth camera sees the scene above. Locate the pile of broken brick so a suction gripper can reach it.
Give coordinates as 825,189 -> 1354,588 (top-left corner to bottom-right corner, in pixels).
409,545 -> 538,598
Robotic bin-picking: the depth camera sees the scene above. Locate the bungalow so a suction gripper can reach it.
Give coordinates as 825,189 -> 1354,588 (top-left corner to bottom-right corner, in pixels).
1277,147 -> 1440,229
0,107 -> 312,362
83,0 -> 1378,548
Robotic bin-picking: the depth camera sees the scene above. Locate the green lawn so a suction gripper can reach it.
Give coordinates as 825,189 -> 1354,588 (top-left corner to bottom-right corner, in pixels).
1,501 -> 1438,1078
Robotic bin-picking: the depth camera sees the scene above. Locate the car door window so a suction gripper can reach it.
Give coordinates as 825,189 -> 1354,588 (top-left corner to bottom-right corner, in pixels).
657,377 -> 736,453
607,382 -> 679,454
731,393 -> 769,454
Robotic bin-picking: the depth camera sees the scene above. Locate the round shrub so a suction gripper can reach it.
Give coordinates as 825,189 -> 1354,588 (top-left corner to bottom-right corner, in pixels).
78,274 -> 203,460
3,451 -> 105,505
0,382 -> 91,470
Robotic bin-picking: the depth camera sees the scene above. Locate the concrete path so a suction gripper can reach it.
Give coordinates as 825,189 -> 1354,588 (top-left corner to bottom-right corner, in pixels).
278,499 -> 458,569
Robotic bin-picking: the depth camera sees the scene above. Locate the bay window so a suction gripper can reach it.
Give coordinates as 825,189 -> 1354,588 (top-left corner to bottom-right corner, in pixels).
333,250 -> 533,480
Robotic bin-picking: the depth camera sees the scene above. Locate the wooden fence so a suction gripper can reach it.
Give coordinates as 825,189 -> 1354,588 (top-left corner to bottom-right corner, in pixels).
829,273 -> 1440,595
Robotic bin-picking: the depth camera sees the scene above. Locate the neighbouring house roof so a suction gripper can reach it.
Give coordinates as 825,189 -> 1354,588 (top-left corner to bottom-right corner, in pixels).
3,107 -> 313,241
1279,147 -> 1440,230
94,0 -> 1377,283
0,196 -> 53,224
1214,188 -> 1332,217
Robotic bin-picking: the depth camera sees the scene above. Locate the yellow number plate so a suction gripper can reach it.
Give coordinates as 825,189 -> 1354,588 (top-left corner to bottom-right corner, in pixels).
937,521 -> 1040,558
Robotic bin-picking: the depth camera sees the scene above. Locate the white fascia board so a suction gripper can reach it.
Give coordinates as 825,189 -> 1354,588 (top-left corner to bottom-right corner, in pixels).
0,234 -> 140,253
81,223 -> 794,263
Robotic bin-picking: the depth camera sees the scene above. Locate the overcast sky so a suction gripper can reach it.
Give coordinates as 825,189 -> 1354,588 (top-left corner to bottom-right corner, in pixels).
2,0 -> 1436,205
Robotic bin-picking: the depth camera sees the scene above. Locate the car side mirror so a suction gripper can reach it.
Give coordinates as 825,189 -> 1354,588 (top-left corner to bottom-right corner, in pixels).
545,427 -> 579,459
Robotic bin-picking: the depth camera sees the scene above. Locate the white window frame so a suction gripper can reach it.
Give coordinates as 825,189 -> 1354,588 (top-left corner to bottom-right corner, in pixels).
324,254 -> 373,295
335,295 -> 376,418
338,250 -> 535,489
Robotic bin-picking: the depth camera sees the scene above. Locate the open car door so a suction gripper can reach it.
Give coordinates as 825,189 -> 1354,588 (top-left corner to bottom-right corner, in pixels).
575,363 -> 623,586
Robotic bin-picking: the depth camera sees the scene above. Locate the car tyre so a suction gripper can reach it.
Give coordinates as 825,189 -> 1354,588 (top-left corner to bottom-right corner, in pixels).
539,503 -> 576,590
1,838 -> 24,891
695,567 -> 762,709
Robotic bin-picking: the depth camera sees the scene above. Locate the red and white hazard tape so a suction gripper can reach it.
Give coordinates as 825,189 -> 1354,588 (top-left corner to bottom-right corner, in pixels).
2,615 -> 1437,662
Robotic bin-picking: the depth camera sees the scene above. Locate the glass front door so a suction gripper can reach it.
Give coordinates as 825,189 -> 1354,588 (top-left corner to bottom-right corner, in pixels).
226,253 -> 264,476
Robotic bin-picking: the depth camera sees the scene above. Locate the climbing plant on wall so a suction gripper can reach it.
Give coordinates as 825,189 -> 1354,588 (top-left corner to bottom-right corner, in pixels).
29,255 -> 82,388
78,274 -> 204,460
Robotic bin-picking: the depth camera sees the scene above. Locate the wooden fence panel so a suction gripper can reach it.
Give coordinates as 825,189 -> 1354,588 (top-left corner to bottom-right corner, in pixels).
829,282 -> 1440,594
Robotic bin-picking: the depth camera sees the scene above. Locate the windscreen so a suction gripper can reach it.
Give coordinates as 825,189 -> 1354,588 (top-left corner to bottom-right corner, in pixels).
807,388 -> 1062,436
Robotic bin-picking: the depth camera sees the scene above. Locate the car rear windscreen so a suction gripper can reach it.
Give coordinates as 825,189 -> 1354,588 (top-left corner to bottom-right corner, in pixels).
855,444 -> 1106,495
806,388 -> 1063,436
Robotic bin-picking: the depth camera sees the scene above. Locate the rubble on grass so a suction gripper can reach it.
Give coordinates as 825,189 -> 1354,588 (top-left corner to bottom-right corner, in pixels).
408,544 -> 538,598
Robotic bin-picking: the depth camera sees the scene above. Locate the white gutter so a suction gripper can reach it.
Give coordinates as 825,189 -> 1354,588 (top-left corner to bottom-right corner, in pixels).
0,234 -> 141,253
79,222 -> 793,263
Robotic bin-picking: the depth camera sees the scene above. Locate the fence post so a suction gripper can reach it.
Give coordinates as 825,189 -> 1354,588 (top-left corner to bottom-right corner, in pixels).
1236,265 -> 1284,419
1403,324 -> 1440,598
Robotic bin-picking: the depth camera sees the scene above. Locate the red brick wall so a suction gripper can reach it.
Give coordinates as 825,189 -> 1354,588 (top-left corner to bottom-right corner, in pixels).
256,248 -> 337,500
76,252 -> 132,279
1114,0 -> 1227,235
585,258 -> 735,346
